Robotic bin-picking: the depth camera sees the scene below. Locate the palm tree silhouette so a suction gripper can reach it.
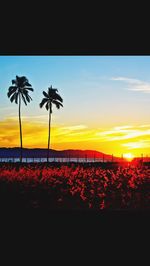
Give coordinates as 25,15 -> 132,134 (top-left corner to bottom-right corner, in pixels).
39,86 -> 63,162
7,76 -> 34,162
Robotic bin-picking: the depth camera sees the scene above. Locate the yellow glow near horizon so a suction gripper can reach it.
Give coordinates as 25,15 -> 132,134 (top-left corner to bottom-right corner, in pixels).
0,117 -> 150,157
123,153 -> 134,161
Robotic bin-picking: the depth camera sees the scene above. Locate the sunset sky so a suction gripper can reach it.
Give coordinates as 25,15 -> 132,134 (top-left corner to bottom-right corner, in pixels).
1,56 -> 150,157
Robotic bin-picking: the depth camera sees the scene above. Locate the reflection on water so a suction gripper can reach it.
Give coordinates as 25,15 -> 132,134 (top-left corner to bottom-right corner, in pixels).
0,157 -> 109,163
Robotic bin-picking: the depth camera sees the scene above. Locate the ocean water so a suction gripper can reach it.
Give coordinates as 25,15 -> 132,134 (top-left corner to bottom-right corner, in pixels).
0,157 -> 108,163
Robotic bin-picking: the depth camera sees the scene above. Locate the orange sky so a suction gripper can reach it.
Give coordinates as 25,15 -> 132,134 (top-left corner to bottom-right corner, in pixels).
1,117 -> 150,157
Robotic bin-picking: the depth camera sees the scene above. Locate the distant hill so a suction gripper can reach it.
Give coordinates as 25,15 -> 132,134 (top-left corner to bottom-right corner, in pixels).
0,147 -> 120,161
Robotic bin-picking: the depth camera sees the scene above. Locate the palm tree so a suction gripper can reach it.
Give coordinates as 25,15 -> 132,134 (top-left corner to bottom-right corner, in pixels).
39,85 -> 63,162
7,75 -> 34,162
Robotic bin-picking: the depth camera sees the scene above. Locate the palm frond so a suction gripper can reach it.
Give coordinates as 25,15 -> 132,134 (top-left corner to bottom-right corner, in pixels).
40,86 -> 63,113
25,82 -> 32,87
7,86 -> 17,98
15,93 -> 19,104
9,76 -> 33,106
10,92 -> 18,104
23,89 -> 32,95
15,76 -> 31,88
48,87 -> 58,95
15,76 -> 20,85
10,93 -> 16,103
8,86 -> 17,92
52,100 -> 63,109
25,87 -> 34,92
26,94 -> 31,103
48,89 -> 63,103
12,79 -> 17,85
39,98 -> 48,108
23,91 -> 32,103
19,76 -> 28,84
29,95 -> 32,101
24,93 -> 32,101
45,102 -> 50,111
21,94 -> 27,105
43,91 -> 49,98
54,93 -> 63,103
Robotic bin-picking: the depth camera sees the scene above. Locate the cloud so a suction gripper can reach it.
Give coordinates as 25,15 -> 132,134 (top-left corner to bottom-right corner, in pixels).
1,117 -> 150,155
122,141 -> 150,149
95,124 -> 150,142
0,118 -> 90,147
0,117 -> 48,148
113,125 -> 134,130
139,124 -> 150,128
112,77 -> 150,93
61,125 -> 88,131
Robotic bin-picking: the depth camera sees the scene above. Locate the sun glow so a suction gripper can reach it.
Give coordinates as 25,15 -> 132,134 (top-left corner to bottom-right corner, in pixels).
123,153 -> 134,161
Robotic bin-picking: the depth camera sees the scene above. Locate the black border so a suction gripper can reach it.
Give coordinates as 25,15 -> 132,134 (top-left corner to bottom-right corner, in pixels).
0,19 -> 150,257
1,23 -> 150,55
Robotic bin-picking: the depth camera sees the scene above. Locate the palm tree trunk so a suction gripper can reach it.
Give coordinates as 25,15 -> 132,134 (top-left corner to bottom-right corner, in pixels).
47,108 -> 51,162
19,93 -> 23,163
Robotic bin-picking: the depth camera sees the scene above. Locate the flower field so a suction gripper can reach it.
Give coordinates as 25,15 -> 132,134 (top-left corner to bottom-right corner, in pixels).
0,163 -> 150,211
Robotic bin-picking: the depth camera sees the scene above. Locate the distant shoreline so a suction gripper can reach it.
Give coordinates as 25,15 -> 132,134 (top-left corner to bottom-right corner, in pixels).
0,147 -> 119,159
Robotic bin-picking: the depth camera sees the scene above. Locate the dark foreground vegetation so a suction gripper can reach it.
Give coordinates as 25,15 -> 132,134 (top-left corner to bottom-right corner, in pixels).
0,162 -> 150,212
